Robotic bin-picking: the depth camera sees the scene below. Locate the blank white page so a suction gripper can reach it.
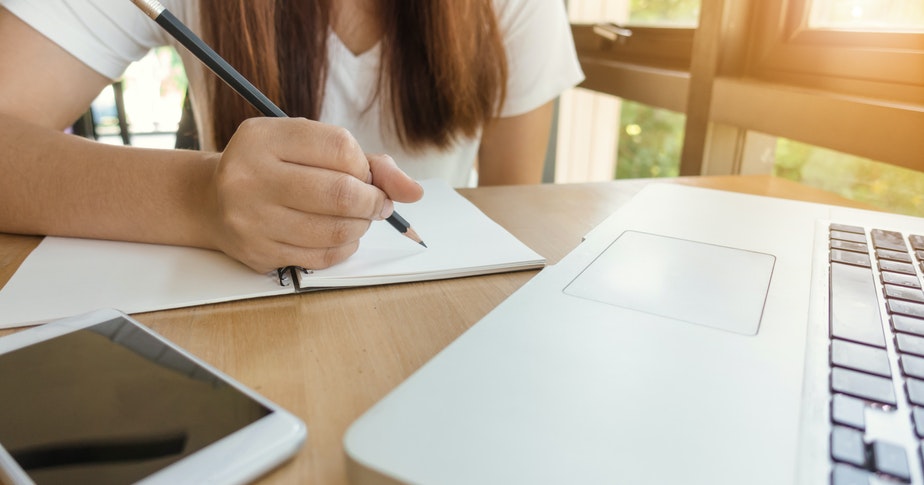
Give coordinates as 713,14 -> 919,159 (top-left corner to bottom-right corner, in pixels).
295,180 -> 545,288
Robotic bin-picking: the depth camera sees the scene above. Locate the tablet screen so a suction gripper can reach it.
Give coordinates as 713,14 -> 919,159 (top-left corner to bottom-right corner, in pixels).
0,316 -> 271,484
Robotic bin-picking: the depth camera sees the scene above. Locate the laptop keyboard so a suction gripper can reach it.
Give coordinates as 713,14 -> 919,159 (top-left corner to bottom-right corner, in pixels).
828,223 -> 924,484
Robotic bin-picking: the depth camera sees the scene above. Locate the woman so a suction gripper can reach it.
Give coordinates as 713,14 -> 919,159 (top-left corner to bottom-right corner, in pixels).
0,0 -> 583,273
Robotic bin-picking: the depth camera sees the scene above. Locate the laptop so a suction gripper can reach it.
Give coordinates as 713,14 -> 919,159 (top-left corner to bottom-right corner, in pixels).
343,183 -> 924,484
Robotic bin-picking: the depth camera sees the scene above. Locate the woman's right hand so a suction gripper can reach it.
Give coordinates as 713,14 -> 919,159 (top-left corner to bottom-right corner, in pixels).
0,8 -> 428,269
203,117 -> 423,274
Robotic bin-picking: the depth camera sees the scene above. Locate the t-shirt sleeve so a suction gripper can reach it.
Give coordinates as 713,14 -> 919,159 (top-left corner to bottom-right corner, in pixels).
0,0 -> 169,80
494,0 -> 585,118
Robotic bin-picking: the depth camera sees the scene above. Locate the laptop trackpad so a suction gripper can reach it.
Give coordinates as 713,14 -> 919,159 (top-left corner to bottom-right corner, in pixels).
563,231 -> 775,335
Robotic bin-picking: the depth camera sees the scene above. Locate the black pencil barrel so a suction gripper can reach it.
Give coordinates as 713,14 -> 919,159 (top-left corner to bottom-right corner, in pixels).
386,213 -> 410,234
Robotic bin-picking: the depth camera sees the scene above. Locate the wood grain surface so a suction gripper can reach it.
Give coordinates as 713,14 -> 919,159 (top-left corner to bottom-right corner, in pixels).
0,175 -> 873,484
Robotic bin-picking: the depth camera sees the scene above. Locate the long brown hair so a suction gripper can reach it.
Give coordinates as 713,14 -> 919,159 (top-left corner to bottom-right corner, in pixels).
198,0 -> 508,152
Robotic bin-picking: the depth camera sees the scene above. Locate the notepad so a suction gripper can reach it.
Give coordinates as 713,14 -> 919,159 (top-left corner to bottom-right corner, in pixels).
0,180 -> 545,329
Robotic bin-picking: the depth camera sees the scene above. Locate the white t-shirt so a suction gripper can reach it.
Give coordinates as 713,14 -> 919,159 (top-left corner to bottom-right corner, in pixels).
1,0 -> 584,187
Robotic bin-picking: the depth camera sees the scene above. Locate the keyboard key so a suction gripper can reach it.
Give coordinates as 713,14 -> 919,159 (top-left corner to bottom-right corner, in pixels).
832,231 -> 868,244
831,339 -> 891,377
884,285 -> 924,304
896,333 -> 924,357
876,248 -> 913,263
831,249 -> 871,268
912,406 -> 924,438
831,425 -> 868,467
831,367 -> 896,405
900,354 -> 924,379
917,250 -> 924,261
831,239 -> 869,253
881,271 -> 922,289
832,224 -> 865,235
907,378 -> 924,406
892,314 -> 924,337
831,463 -> 871,485
908,234 -> 924,251
871,441 -> 910,481
830,263 -> 885,347
879,260 -> 917,275
871,229 -> 907,252
887,299 -> 924,319
831,393 -> 866,430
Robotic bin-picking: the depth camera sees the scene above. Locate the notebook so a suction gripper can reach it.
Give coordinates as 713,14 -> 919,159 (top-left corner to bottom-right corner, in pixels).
0,179 -> 544,329
344,183 -> 924,484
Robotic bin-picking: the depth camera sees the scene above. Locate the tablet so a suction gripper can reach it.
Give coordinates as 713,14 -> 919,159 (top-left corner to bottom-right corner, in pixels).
0,309 -> 306,485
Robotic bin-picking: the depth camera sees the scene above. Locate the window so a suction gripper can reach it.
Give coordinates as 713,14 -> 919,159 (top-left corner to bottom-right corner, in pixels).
748,0 -> 924,104
809,0 -> 924,31
558,0 -> 924,211
91,47 -> 186,149
555,0 -> 698,182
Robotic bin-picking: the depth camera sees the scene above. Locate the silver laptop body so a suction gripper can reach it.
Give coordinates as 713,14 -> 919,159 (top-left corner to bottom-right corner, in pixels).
345,183 -> 924,484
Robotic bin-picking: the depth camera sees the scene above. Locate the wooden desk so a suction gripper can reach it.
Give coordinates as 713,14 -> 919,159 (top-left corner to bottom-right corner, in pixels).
0,175 -> 875,484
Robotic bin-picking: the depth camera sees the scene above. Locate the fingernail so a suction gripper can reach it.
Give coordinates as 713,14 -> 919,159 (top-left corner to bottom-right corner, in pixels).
377,199 -> 394,220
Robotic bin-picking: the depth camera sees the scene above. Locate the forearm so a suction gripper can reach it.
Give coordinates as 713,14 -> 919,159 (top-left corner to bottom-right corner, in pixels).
0,114 -> 220,249
0,7 -> 426,273
477,101 -> 554,186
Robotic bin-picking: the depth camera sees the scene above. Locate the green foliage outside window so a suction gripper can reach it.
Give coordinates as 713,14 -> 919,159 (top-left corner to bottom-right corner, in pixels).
775,139 -> 924,217
615,101 -> 684,179
629,0 -> 701,26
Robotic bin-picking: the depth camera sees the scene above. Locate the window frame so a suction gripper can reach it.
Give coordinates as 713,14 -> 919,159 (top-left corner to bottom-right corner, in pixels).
746,0 -> 924,104
567,0 -> 924,177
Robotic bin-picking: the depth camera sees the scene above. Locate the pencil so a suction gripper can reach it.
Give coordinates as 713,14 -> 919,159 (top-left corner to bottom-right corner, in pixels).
129,0 -> 427,249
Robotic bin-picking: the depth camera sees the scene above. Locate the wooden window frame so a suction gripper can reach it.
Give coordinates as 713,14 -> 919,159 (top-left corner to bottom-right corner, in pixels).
570,24 -> 693,112
569,0 -> 924,177
747,0 -> 924,105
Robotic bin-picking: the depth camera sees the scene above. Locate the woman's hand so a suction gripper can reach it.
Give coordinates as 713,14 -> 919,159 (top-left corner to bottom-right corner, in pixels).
204,117 -> 423,273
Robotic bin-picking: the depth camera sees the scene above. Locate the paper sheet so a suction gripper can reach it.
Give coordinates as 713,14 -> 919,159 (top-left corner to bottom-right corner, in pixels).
0,180 -> 544,328
297,180 -> 545,287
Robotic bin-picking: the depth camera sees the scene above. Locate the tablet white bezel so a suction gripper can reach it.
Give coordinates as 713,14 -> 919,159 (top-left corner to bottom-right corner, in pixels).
0,308 -> 306,485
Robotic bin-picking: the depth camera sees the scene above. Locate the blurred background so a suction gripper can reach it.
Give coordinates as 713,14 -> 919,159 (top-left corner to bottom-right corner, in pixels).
91,0 -> 924,216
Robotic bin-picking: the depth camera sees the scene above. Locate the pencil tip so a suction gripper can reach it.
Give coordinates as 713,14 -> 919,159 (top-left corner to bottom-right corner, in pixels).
403,227 -> 426,248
